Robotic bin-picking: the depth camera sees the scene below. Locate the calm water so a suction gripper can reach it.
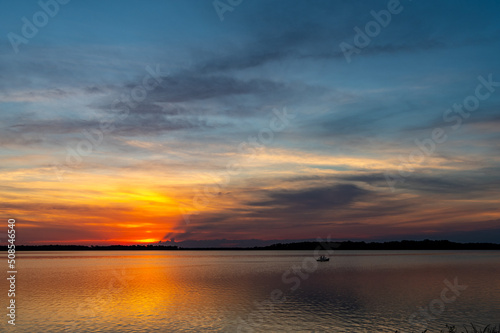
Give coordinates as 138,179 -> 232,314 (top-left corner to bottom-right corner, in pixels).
2,250 -> 499,332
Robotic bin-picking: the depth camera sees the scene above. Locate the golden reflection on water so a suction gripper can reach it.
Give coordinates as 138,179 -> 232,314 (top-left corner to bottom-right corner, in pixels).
2,251 -> 499,332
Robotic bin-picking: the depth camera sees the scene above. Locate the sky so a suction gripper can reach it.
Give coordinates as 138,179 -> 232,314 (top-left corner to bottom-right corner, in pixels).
1,0 -> 500,246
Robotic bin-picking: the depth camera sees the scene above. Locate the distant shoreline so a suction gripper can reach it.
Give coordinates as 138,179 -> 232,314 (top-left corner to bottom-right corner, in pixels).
2,239 -> 500,251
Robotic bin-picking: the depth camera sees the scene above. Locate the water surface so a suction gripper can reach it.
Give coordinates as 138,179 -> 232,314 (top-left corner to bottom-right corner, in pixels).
3,250 -> 500,332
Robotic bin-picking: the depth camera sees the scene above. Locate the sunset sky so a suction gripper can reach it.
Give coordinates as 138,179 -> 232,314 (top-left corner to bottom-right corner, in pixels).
1,0 -> 500,246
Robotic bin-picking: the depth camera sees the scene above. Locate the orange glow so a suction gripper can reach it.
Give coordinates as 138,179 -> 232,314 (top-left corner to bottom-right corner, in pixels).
3,145 -> 500,245
135,238 -> 159,243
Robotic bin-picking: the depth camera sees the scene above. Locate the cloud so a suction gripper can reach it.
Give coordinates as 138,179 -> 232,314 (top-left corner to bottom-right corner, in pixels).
0,88 -> 72,102
147,74 -> 290,103
342,170 -> 500,197
2,0 -> 500,245
249,184 -> 369,210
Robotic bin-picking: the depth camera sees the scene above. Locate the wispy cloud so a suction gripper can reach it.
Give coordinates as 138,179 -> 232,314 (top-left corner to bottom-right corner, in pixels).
1,0 -> 500,244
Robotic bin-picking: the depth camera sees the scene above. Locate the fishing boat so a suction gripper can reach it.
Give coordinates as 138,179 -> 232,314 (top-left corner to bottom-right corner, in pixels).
316,255 -> 330,262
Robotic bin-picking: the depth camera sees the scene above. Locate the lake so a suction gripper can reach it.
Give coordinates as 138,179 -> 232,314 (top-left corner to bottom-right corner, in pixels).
3,250 -> 500,332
